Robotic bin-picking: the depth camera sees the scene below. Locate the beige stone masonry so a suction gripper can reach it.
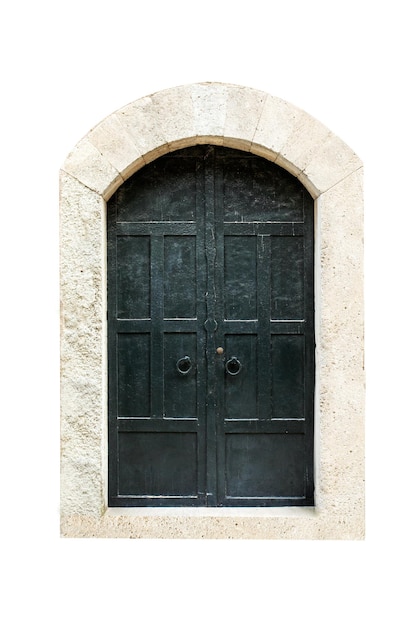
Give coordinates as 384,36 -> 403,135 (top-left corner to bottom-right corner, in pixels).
60,82 -> 364,539
88,113 -> 146,182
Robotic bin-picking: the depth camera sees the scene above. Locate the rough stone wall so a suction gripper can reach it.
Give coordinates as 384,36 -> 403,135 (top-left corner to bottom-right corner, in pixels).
60,83 -> 364,539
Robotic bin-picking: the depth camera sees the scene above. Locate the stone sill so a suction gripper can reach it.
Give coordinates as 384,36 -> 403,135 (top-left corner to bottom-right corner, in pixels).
105,506 -> 318,518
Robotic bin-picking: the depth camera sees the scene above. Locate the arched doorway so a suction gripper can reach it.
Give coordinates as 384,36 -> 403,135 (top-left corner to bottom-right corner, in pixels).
107,144 -> 314,506
60,83 -> 364,538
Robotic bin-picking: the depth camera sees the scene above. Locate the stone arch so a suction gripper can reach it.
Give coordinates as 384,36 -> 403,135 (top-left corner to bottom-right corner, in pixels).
60,83 -> 364,538
62,82 -> 361,199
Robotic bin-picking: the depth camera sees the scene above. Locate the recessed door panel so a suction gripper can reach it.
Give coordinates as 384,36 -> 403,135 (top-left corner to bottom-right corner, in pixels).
163,333 -> 197,418
271,335 -> 305,418
224,334 -> 258,419
116,157 -> 197,222
271,236 -> 304,320
222,157 -> 304,222
225,433 -> 306,498
164,236 -> 197,319
224,236 -> 257,320
117,236 -> 150,319
117,333 -> 151,417
118,432 -> 198,496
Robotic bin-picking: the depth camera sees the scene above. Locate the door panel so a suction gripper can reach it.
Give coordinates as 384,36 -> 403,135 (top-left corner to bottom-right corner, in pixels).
271,236 -> 304,320
224,236 -> 257,320
271,335 -> 305,418
116,236 -> 150,319
225,433 -> 306,498
108,145 -> 314,507
163,332 -> 197,418
117,333 -> 151,417
115,156 -> 197,222
222,156 -> 305,222
163,236 -> 197,318
224,334 -> 258,419
118,432 -> 198,497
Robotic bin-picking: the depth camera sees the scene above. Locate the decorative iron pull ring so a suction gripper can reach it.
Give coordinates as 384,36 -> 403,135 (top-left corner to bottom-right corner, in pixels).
176,356 -> 192,375
225,356 -> 242,376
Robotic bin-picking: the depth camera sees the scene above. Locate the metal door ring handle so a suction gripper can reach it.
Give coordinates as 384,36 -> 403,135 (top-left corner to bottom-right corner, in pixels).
176,356 -> 192,375
225,356 -> 242,376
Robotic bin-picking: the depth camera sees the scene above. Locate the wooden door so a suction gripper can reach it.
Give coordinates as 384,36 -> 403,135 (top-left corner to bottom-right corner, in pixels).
107,146 -> 314,506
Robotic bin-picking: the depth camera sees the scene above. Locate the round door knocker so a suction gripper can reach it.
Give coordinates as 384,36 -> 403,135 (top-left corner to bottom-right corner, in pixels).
225,356 -> 242,376
176,356 -> 192,375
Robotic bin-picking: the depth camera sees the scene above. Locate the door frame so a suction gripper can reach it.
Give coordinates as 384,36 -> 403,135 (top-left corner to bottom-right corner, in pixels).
60,83 -> 364,538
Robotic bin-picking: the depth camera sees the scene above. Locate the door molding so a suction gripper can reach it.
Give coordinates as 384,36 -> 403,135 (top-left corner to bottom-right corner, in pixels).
60,83 -> 364,538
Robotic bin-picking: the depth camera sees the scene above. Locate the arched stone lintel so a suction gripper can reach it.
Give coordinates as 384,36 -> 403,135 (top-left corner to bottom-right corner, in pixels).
61,83 -> 362,201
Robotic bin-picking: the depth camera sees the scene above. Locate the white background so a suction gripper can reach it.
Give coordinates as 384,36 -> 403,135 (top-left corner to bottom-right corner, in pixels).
1,1 -> 415,624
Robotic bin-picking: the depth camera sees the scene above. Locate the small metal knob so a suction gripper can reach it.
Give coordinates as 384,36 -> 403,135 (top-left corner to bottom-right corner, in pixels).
216,347 -> 224,355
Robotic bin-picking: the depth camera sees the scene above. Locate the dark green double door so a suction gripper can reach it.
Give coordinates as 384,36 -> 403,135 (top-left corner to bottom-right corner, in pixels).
108,146 -> 314,507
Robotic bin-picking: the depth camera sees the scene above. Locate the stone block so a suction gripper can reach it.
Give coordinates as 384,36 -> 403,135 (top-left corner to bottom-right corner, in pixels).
224,84 -> 266,145
280,111 -> 331,177
62,136 -> 123,200
252,94 -> 305,162
88,113 -> 145,180
116,96 -> 169,164
190,82 -> 229,137
149,84 -> 195,146
302,131 -> 363,195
